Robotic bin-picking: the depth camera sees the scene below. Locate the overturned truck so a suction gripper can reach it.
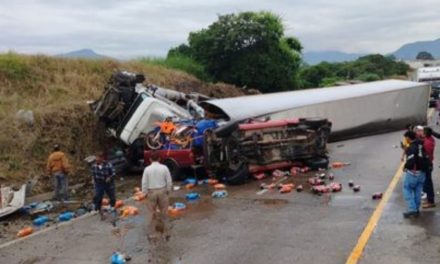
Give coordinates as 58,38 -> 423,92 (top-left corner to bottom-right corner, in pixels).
92,72 -> 430,184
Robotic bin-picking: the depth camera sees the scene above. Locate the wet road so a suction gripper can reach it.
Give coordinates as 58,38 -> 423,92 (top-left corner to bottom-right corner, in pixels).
1,131 -> 438,263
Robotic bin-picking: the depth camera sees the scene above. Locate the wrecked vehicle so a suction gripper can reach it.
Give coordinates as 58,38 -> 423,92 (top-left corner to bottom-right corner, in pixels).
92,71 -> 332,184
91,71 -> 209,166
204,118 -> 331,184
201,80 -> 430,141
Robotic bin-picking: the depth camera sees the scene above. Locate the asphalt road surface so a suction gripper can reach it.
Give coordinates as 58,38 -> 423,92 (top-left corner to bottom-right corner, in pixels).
1,130 -> 439,264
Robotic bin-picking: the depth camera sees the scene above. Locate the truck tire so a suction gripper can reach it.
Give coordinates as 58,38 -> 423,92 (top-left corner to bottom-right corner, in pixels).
306,157 -> 329,171
163,159 -> 182,181
145,131 -> 163,150
225,164 -> 249,185
215,121 -> 239,138
304,118 -> 328,129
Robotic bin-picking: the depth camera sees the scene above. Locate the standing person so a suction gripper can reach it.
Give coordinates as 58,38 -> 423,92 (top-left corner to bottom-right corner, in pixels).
422,127 -> 436,208
402,131 -> 428,218
91,152 -> 116,219
142,151 -> 173,240
46,144 -> 71,201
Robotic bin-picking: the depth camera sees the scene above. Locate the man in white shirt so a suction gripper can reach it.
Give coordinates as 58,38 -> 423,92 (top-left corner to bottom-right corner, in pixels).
142,151 -> 173,240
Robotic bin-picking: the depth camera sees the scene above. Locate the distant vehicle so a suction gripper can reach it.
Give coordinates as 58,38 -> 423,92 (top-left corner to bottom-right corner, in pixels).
413,67 -> 440,83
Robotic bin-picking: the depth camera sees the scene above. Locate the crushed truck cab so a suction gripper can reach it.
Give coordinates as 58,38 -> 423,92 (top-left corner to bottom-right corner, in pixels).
204,118 -> 332,184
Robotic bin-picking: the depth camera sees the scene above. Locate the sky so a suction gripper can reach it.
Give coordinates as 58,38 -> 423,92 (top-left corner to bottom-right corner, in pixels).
0,0 -> 439,59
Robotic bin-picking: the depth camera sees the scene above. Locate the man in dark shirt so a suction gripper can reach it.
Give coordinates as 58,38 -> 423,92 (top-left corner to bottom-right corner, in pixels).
91,152 -> 116,217
402,131 -> 427,218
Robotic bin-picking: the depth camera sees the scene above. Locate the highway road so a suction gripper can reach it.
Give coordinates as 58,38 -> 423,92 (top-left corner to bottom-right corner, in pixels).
1,130 -> 439,264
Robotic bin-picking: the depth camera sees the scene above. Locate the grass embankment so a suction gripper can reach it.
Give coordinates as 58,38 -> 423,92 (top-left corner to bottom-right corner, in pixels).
0,52 -> 243,193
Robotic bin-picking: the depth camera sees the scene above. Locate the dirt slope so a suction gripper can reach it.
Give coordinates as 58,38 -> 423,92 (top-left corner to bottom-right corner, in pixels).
0,53 -> 245,193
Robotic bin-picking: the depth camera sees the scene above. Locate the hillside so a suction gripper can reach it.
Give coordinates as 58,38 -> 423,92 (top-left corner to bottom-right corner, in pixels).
56,49 -> 109,59
303,51 -> 364,65
0,53 -> 244,193
393,38 -> 440,60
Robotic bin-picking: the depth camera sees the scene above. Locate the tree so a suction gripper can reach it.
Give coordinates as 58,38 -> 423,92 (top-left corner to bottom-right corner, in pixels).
416,51 -> 434,60
180,11 -> 302,93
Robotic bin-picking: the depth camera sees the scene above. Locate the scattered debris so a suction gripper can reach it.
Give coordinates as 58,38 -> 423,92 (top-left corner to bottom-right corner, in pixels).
328,173 -> 335,181
207,179 -> 219,185
58,211 -> 75,222
184,178 -> 197,185
120,206 -> 139,217
308,177 -> 325,186
33,216 -> 49,226
115,200 -> 124,209
173,186 -> 181,191
317,173 -> 326,180
253,172 -> 266,180
272,170 -> 286,178
0,184 -> 26,218
312,185 -> 330,194
102,198 -> 110,206
133,192 -> 145,201
214,184 -> 226,190
185,184 -> 196,190
185,192 -> 200,201
17,226 -> 33,238
296,185 -> 304,192
328,182 -> 342,192
353,185 -> 361,192
331,162 -> 351,168
279,183 -> 295,193
348,180 -> 354,188
290,167 -> 300,176
212,190 -> 228,198
111,251 -> 128,264
372,193 -> 383,200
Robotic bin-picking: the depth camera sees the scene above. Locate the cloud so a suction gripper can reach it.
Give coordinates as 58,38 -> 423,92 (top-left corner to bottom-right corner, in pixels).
0,0 -> 439,58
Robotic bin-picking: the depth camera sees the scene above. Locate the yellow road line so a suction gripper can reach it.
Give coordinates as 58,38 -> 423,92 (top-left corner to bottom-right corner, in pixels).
346,108 -> 435,264
345,163 -> 404,264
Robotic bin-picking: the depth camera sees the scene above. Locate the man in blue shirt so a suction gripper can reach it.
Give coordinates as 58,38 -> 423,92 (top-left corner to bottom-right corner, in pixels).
91,152 -> 116,217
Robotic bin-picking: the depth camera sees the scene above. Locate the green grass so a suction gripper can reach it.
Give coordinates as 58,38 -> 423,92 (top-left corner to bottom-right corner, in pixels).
0,52 -> 31,80
140,54 -> 210,81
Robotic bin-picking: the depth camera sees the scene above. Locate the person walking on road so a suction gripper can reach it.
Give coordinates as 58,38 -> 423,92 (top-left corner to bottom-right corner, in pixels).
402,131 -> 429,218
46,144 -> 71,201
142,151 -> 173,240
423,127 -> 436,208
91,152 -> 116,219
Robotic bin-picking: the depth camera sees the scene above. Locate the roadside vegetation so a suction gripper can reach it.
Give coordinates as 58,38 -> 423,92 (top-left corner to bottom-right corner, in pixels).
163,11 -> 409,93
299,54 -> 410,88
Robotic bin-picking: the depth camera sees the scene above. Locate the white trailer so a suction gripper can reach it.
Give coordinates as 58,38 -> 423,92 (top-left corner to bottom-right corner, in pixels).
201,80 -> 430,141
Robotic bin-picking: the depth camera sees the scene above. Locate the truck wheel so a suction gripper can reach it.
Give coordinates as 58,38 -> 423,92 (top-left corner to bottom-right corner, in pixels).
304,118 -> 328,129
145,131 -> 163,150
306,157 -> 329,170
226,164 -> 249,185
163,159 -> 182,181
